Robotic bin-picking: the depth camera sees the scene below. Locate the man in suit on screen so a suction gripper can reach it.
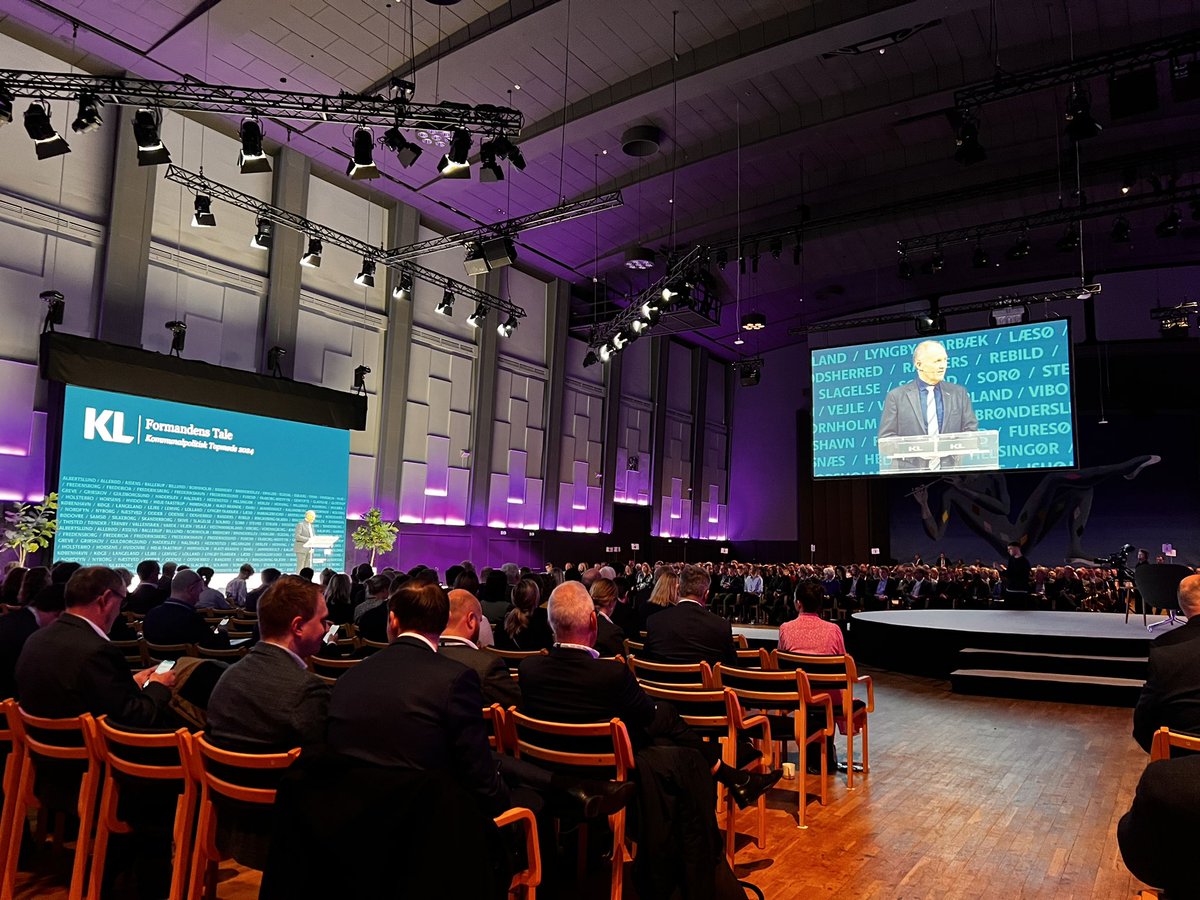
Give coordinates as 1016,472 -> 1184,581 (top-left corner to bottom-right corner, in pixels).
878,339 -> 978,470
294,510 -> 316,571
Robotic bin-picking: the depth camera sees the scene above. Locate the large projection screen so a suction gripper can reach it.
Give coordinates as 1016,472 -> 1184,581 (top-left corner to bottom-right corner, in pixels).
55,385 -> 350,571
811,320 -> 1076,478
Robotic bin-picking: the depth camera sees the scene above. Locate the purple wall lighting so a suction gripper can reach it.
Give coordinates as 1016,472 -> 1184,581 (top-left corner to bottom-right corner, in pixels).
398,434 -> 470,526
613,449 -> 651,506
697,482 -> 728,541
555,386 -> 604,533
0,360 -> 47,502
488,448 -> 544,530
656,476 -> 693,538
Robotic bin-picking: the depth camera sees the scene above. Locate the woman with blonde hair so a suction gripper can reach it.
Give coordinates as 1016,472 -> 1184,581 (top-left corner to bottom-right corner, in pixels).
636,571 -> 679,633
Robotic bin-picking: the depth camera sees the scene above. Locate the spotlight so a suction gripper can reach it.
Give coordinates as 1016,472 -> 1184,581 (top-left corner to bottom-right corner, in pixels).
380,126 -> 422,168
582,350 -> 599,368
1156,207 -> 1182,238
467,302 -> 488,328
346,126 -> 379,180
39,290 -> 64,333
71,93 -> 103,134
640,294 -> 663,319
250,217 -> 273,250
661,279 -> 692,307
238,117 -> 271,174
625,247 -> 657,270
915,313 -> 946,336
629,317 -> 650,335
715,248 -> 728,270
191,194 -> 217,228
1111,217 -> 1132,244
741,311 -> 767,331
300,237 -> 323,267
1120,167 -> 1136,195
769,237 -> 782,260
23,102 -> 70,159
478,141 -> 504,183
436,289 -> 455,316
971,242 -> 990,268
1005,231 -> 1031,260
393,271 -> 413,300
597,342 -> 614,363
1055,225 -> 1079,252
438,129 -> 472,178
132,108 -> 170,166
266,345 -> 286,377
1064,84 -> 1102,141
165,320 -> 187,356
611,331 -> 629,351
354,257 -> 376,288
738,361 -> 762,387
485,135 -> 525,170
924,248 -> 945,275
953,110 -> 985,165
353,364 -> 370,394
497,314 -> 519,338
0,85 -> 12,126
897,253 -> 914,280
1153,307 -> 1192,339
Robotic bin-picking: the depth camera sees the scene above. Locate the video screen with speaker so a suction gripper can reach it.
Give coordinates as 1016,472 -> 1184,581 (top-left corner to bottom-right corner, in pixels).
55,385 -> 349,571
810,319 -> 1076,478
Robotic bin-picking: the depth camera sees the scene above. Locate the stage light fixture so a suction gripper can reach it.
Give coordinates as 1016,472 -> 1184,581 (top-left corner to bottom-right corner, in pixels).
486,135 -> 525,170
914,313 -> 946,335
478,142 -> 504,183
165,320 -> 187,356
497,314 -> 519,338
380,126 -> 423,168
924,248 -> 945,275
467,302 -> 488,328
1055,225 -> 1080,252
611,331 -> 628,351
436,289 -> 455,316
582,349 -> 599,368
191,194 -> 217,228
0,86 -> 12,126
40,290 -> 64,333
1156,311 -> 1191,339
354,257 -> 376,288
1156,207 -> 1182,238
132,108 -> 170,166
629,317 -> 649,335
769,237 -> 782,260
597,342 -> 614,364
1120,167 -> 1136,195
393,271 -> 413,300
237,117 -> 271,174
1111,217 -> 1132,243
640,294 -> 663,319
715,248 -> 728,270
897,253 -> 915,280
738,361 -> 762,387
353,364 -> 370,394
71,93 -> 103,134
300,237 -> 323,267
661,279 -> 692,307
346,126 -> 379,180
23,102 -> 70,159
250,217 -> 273,250
266,345 -> 286,377
971,242 -> 990,268
990,305 -> 1028,327
437,129 -> 472,178
741,311 -> 767,331
1064,84 -> 1103,141
1005,231 -> 1031,260
625,247 -> 657,270
953,111 -> 985,165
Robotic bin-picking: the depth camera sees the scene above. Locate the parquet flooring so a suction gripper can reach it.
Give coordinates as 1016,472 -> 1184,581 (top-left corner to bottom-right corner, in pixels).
16,670 -> 1151,899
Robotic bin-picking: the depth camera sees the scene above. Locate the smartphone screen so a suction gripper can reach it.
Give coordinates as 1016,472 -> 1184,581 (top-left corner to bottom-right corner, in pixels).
323,623 -> 340,644
154,659 -> 176,675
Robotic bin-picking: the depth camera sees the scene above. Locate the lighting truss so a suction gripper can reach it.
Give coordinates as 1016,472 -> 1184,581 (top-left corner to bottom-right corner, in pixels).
587,246 -> 706,349
899,184 -> 1200,255
787,284 -> 1102,337
163,166 -> 524,319
955,31 -> 1200,109
381,191 -> 624,263
0,69 -> 522,134
1149,301 -> 1198,322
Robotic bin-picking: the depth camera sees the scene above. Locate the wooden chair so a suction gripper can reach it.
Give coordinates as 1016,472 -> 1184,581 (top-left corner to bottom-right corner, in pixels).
194,645 -> 248,661
110,638 -> 147,669
713,666 -> 833,828
182,733 -> 301,900
307,655 -> 361,679
640,685 -> 772,863
483,704 -> 507,753
485,647 -> 549,663
627,656 -> 713,689
772,650 -> 874,787
506,710 -> 635,900
229,616 -> 257,632
733,633 -> 749,650
357,637 -> 389,654
622,639 -> 645,657
144,642 -> 195,665
0,701 -> 22,897
494,807 -> 541,899
1150,726 -> 1200,761
87,719 -> 196,900
734,647 -> 771,669
2,709 -> 102,900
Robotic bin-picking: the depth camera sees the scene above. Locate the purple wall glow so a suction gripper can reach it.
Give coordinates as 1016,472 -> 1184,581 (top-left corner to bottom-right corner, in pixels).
0,360 -> 47,502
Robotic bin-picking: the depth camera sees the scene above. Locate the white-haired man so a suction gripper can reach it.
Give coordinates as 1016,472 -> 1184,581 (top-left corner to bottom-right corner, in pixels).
878,339 -> 978,469
294,510 -> 317,570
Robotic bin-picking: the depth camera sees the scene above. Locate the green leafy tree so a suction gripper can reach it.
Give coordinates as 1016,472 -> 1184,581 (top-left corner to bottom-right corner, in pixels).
3,492 -> 58,567
351,507 -> 398,565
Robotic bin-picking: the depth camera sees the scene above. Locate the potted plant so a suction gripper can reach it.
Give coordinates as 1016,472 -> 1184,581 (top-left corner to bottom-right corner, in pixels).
351,507 -> 398,566
3,492 -> 58,567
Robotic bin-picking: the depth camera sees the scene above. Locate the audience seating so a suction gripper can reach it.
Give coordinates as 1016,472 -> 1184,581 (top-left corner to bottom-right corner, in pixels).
194,645 -> 248,661
713,666 -> 833,828
110,639 -> 147,669
772,650 -> 873,787
485,647 -> 548,663
356,637 -> 389,654
1149,726 -> 1200,761
734,647 -> 771,669
182,733 -> 301,900
2,708 -> 102,900
307,656 -> 361,679
506,710 -> 636,900
493,807 -> 541,900
87,719 -> 195,900
143,642 -> 195,665
483,704 -> 507,754
0,701 -> 21,897
627,656 -> 713,690
621,639 -> 644,658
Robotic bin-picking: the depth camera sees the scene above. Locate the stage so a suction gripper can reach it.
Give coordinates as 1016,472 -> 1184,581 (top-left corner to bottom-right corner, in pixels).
849,609 -> 1178,705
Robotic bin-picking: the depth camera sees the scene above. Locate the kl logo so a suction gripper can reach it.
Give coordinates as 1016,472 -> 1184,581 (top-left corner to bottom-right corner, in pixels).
84,408 -> 134,444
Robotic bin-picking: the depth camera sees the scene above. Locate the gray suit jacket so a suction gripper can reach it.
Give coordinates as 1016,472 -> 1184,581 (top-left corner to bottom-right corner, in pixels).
879,379 -> 978,440
293,521 -> 314,553
437,637 -> 521,709
206,642 -> 331,752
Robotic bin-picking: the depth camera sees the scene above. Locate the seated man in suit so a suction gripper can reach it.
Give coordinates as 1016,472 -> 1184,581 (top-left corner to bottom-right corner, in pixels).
16,566 -> 176,725
0,583 -> 65,699
244,568 -> 281,614
1133,574 -> 1200,751
207,576 -> 332,752
142,569 -> 230,650
1118,753 -> 1200,896
643,564 -> 738,667
124,559 -> 167,615
589,578 -> 626,657
519,581 -> 780,809
438,589 -> 520,709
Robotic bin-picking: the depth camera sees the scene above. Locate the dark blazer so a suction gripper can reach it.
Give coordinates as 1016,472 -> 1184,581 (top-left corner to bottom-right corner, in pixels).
437,637 -> 521,709
0,607 -> 39,700
326,636 -> 509,814
879,379 -> 978,439
594,613 -> 626,658
1118,754 -> 1200,895
355,602 -> 389,644
15,613 -> 173,726
143,600 -> 228,649
124,583 -> 166,615
610,600 -> 637,635
1134,627 -> 1200,751
1150,616 -> 1200,649
491,608 -> 554,653
206,642 -> 332,753
643,600 -> 737,667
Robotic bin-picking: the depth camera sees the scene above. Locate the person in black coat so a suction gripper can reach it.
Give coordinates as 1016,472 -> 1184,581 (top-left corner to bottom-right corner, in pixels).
1133,575 -> 1200,751
124,559 -> 168,615
438,589 -> 520,709
142,570 -> 229,650
1118,754 -> 1200,896
643,565 -> 737,667
0,585 -> 66,699
589,578 -> 626,657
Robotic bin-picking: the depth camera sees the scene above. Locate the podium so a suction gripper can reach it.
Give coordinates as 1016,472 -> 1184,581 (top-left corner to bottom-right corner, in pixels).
304,535 -> 340,566
878,430 -> 1000,474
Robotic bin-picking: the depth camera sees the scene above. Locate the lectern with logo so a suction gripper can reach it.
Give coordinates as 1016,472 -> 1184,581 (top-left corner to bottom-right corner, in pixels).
877,430 -> 1000,474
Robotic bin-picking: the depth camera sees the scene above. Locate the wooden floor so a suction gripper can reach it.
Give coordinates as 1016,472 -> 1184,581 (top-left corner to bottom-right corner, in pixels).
16,670 -> 1151,899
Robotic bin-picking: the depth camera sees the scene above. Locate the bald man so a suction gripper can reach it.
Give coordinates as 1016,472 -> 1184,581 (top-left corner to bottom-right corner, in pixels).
1133,574 -> 1200,750
878,339 -> 978,469
142,568 -> 230,649
439,589 -> 520,708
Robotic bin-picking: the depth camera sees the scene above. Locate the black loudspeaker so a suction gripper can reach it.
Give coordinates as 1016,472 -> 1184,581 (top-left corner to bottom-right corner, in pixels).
739,364 -> 761,387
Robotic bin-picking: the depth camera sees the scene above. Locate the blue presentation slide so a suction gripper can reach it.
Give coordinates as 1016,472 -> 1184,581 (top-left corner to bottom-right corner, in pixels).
56,386 -> 349,571
811,320 -> 1076,478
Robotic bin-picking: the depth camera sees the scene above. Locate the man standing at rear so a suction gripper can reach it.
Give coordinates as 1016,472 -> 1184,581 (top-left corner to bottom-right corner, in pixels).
1003,542 -> 1033,609
294,510 -> 317,571
644,564 -> 738,667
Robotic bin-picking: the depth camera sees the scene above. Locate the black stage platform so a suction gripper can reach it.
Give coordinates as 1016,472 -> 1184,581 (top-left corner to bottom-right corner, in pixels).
849,610 -> 1180,705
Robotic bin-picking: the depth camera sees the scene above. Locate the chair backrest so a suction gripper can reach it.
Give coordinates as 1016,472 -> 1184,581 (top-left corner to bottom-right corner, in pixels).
627,655 -> 713,689
772,650 -> 856,696
308,655 -> 361,677
622,639 -> 645,657
484,647 -> 548,662
358,637 -> 389,654
11,706 -> 98,763
712,664 -> 823,712
506,710 -> 635,781
1150,726 -> 1200,761
194,645 -> 248,660
1135,564 -> 1192,611
734,647 -> 771,669
111,638 -> 147,668
144,641 -> 195,663
733,633 -> 749,650
639,685 -> 730,732
185,732 -> 301,804
95,717 -> 190,781
483,704 -> 507,753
